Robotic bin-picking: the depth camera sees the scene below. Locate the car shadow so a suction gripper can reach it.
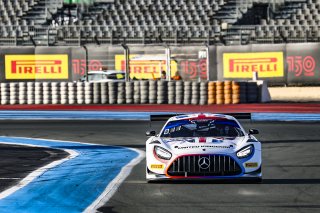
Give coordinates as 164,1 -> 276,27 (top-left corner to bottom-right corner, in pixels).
148,178 -> 320,185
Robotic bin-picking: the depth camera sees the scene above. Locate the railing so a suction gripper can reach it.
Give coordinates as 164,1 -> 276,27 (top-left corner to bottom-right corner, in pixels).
225,25 -> 320,45
1,25 -> 320,46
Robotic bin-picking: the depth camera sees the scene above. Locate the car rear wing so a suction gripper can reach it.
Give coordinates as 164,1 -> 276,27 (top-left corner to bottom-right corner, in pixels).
150,113 -> 251,121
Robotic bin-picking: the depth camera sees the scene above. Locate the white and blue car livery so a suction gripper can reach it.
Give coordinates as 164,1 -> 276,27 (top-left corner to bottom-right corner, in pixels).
146,113 -> 262,182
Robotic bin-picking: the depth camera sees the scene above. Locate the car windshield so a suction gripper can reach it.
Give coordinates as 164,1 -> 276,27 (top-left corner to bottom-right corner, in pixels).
160,119 -> 244,138
88,74 -> 107,81
107,72 -> 125,80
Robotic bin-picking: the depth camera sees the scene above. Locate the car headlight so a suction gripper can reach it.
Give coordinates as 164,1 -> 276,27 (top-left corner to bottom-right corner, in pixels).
236,145 -> 254,159
154,146 -> 172,160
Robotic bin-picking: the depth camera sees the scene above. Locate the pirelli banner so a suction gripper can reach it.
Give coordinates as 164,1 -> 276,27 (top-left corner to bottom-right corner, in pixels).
217,44 -> 286,83
0,47 -> 74,81
217,43 -> 320,84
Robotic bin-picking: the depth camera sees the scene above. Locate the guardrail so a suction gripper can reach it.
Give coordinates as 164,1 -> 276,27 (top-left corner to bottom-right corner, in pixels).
0,81 -> 261,105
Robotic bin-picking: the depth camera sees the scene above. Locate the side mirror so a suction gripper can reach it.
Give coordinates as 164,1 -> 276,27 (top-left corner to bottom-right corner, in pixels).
146,130 -> 156,137
249,129 -> 259,135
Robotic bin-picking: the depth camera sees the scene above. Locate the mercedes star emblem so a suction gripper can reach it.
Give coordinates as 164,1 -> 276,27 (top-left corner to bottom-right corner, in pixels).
198,157 -> 210,169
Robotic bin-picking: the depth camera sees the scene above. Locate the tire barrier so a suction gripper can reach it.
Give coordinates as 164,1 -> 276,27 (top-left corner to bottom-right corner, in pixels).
199,82 -> 208,105
1,83 -> 9,105
183,81 -> 192,105
84,82 -> 93,105
60,82 -> 68,105
27,82 -> 35,105
0,81 -> 261,105
175,81 -> 183,105
93,82 -> 101,104
247,82 -> 259,103
168,81 -> 175,104
100,82 -> 108,104
208,82 -> 216,105
125,82 -> 133,104
76,82 -> 84,104
68,82 -> 76,104
157,81 -> 168,104
140,81 -> 148,104
51,82 -> 60,105
216,81 -> 224,105
43,82 -> 51,105
231,81 -> 240,104
108,82 -> 117,104
133,81 -> 140,104
117,82 -> 125,104
224,81 -> 232,105
149,81 -> 157,104
19,82 -> 27,105
191,82 -> 199,105
34,82 -> 43,105
238,82 -> 247,103
9,83 -> 18,105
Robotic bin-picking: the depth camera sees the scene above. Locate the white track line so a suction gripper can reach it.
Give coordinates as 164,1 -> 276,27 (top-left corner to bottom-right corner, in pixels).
0,141 -> 78,200
84,148 -> 145,213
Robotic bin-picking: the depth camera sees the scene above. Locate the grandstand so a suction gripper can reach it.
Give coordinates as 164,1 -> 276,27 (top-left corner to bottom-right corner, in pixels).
0,0 -> 318,46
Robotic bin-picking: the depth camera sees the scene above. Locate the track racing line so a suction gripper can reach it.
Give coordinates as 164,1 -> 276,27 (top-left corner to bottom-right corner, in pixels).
0,136 -> 144,212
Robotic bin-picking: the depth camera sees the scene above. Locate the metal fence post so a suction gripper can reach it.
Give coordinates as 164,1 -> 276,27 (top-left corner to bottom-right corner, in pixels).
121,43 -> 130,81
165,45 -> 171,81
83,45 -> 89,82
205,43 -> 210,81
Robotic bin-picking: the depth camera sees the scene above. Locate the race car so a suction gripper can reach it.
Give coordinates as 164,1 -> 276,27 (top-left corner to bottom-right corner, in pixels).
146,113 -> 262,182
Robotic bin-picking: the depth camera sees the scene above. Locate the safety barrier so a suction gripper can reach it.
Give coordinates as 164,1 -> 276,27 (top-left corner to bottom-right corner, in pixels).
0,81 -> 262,105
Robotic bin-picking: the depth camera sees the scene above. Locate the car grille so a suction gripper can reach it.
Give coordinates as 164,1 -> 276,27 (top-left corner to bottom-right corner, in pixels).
167,155 -> 242,177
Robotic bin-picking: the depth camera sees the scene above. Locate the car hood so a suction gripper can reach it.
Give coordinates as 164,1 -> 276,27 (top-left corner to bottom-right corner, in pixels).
160,137 -> 246,155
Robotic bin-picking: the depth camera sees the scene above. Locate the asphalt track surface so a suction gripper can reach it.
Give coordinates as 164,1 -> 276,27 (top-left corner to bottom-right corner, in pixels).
0,144 -> 68,192
0,120 -> 319,213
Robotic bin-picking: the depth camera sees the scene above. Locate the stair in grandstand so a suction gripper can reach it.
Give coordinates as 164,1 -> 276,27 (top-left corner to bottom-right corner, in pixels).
17,0 -> 64,45
272,0 -> 306,19
223,2 -> 269,45
22,0 -> 63,25
212,0 -> 241,24
234,3 -> 269,25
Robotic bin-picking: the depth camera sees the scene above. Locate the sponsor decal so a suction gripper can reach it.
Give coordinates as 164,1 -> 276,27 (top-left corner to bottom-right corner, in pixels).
175,145 -> 233,149
245,162 -> 258,168
5,55 -> 69,79
115,54 -> 177,79
150,164 -> 164,169
223,52 -> 284,78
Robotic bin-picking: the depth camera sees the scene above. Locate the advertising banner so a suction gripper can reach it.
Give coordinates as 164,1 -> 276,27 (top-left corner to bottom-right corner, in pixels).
1,43 -> 320,84
170,46 -> 208,81
217,44 -> 287,83
286,43 -> 320,84
223,52 -> 284,78
5,54 -> 69,80
115,54 -> 177,79
0,47 -> 34,81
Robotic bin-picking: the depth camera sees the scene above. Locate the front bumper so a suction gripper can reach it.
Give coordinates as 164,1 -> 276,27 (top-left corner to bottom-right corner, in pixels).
146,167 -> 262,181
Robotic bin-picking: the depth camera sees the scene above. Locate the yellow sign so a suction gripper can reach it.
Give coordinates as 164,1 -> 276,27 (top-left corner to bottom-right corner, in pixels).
115,55 -> 177,79
150,164 -> 164,169
5,55 -> 69,79
245,162 -> 258,168
223,52 -> 284,78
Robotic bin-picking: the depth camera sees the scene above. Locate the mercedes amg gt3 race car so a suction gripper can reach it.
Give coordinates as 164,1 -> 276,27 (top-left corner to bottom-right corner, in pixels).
146,113 -> 262,182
